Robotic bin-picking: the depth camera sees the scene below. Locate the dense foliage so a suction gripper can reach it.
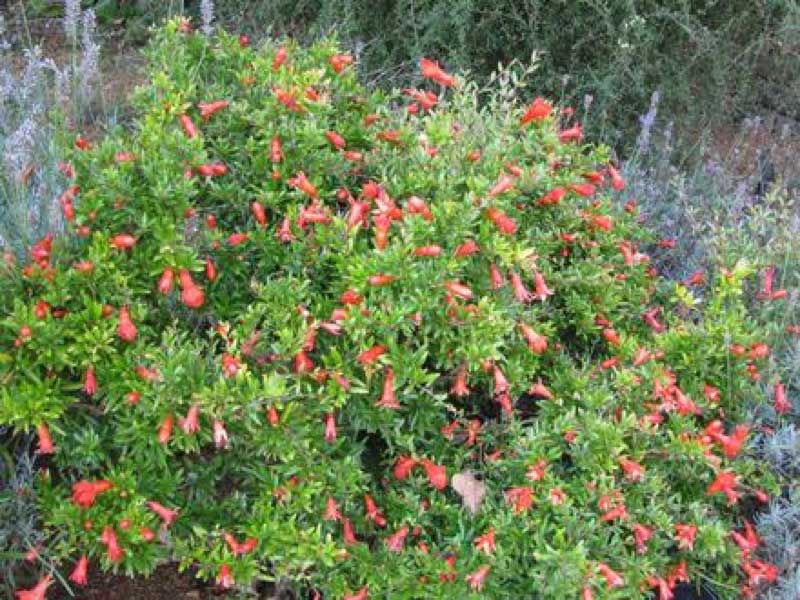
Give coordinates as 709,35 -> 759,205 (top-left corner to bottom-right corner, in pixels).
0,20 -> 787,599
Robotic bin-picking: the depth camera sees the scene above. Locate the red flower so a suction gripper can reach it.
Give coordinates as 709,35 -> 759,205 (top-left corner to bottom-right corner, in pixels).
537,186 -> 567,206
14,575 -> 52,600
558,124 -> 583,143
509,271 -> 534,303
325,130 -> 346,150
484,207 -> 518,234
72,480 -> 113,508
117,306 -> 137,342
596,563 -> 624,589
342,518 -> 358,545
357,345 -> 387,365
420,58 -> 455,87
294,351 -> 314,374
343,586 -> 368,600
774,382 -> 791,414
178,404 -> 200,434
198,100 -> 229,121
493,364 -> 509,396
674,524 -> 697,551
385,525 -> 409,552
288,171 -> 319,199
178,270 -> 204,309
414,245 -> 442,257
179,114 -> 197,138
324,413 -> 337,443
519,323 -> 547,354
406,196 -> 433,221
444,281 -> 473,300
329,53 -> 354,74
619,458 -> 645,482
213,420 -> 229,449
140,527 -> 156,542
528,380 -> 554,400
489,263 -> 506,289
707,471 -> 740,504
632,523 -> 653,554
216,564 -> 234,589
83,366 -> 98,396
451,362 -> 470,397
147,500 -> 179,526
526,459 -> 548,482
224,533 -> 258,555
324,496 -> 341,521
393,456 -> 417,480
368,273 -> 398,287
474,528 -> 496,553
158,414 -> 174,444
732,520 -> 760,557
453,239 -> 480,257
533,271 -> 554,301
520,97 -> 552,124
607,164 -> 625,191
110,234 -> 136,250
376,367 -> 400,409
569,182 -> 596,197
505,486 -> 534,513
421,460 -> 447,490
100,526 -> 125,563
157,267 -> 174,294
272,47 -> 288,71
643,306 -> 666,333
465,565 -> 490,591
488,173 -> 516,197
69,555 -> 89,585
36,422 -> 55,454
364,494 -> 386,527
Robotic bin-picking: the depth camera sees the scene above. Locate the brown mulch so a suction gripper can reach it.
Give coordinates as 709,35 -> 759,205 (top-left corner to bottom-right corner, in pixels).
48,564 -> 222,600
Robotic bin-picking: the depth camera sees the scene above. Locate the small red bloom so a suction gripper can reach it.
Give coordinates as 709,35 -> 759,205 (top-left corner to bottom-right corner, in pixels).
158,413 -> 174,444
376,367 -> 400,409
420,58 -> 455,87
324,496 -> 341,521
117,306 -> 137,343
632,523 -> 653,554
385,525 -> 409,552
707,471 -> 740,504
69,555 -> 89,585
465,565 -> 490,591
72,480 -> 113,508
178,404 -> 200,434
520,97 -> 552,124
394,456 -> 417,480
324,413 -> 337,443
364,494 -> 386,527
505,486 -> 534,514
421,459 -> 447,490
147,500 -> 179,526
216,564 -> 234,589
36,422 -> 55,454
358,345 -> 387,365
224,533 -> 258,555
100,526 -> 124,563
474,528 -> 496,553
674,524 -> 697,551
14,575 -> 52,600
83,366 -> 98,396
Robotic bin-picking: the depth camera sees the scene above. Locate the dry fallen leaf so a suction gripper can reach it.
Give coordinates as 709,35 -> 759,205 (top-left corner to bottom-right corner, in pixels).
451,471 -> 486,515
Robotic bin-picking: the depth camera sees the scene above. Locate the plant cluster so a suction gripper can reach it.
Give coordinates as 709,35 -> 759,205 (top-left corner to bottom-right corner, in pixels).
0,20 -> 791,599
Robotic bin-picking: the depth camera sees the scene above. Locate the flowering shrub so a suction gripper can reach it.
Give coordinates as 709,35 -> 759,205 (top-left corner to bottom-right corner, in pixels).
0,20 -> 788,599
